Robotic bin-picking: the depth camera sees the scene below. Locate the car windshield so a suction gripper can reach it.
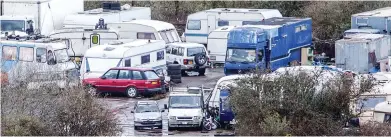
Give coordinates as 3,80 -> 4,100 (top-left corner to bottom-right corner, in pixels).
135,104 -> 160,113
0,20 -> 25,32
144,70 -> 160,80
226,48 -> 256,63
54,49 -> 70,63
221,96 -> 231,110
169,96 -> 201,108
187,47 -> 206,57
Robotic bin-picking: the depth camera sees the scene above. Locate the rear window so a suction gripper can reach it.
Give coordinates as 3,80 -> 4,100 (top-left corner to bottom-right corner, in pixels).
187,47 -> 206,56
144,70 -> 159,80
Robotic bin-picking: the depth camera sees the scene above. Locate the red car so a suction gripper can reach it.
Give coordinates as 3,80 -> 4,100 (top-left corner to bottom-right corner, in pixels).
82,67 -> 166,98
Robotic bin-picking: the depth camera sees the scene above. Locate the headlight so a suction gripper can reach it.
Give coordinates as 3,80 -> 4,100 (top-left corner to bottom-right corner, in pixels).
156,117 -> 162,121
135,118 -> 142,122
169,116 -> 176,120
194,116 -> 201,120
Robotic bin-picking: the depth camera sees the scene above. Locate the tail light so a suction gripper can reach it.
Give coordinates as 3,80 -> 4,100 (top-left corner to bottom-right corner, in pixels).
145,80 -> 160,85
183,59 -> 188,65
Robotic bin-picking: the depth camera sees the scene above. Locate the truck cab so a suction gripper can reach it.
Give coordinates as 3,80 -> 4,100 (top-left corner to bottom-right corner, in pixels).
164,86 -> 205,130
224,27 -> 268,75
0,15 -> 35,37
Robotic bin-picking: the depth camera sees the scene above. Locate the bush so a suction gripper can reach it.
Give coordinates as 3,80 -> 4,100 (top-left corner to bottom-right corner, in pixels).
229,68 -> 376,136
1,69 -> 121,136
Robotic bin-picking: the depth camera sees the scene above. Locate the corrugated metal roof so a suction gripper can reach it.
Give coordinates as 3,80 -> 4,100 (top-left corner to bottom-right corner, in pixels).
342,33 -> 387,41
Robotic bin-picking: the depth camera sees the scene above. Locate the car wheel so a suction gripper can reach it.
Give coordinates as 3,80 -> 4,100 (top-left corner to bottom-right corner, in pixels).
198,68 -> 206,76
126,87 -> 138,98
194,53 -> 207,66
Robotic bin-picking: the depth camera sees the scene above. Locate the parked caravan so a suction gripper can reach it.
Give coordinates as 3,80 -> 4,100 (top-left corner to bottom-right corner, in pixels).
373,100 -> 391,123
350,7 -> 391,35
0,38 -> 78,88
207,26 -> 238,64
107,20 -> 181,44
0,0 -> 84,36
48,28 -> 120,58
63,3 -> 151,29
335,34 -> 391,74
183,8 -> 282,45
80,39 -> 166,80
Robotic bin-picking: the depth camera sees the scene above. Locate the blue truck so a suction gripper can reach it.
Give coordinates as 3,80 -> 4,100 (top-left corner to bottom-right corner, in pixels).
224,17 -> 313,75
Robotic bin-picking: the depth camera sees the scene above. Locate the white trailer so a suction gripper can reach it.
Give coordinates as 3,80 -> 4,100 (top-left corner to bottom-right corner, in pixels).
107,20 -> 181,44
207,26 -> 237,64
80,39 -> 167,80
48,28 -> 120,58
63,3 -> 151,29
183,8 -> 282,45
335,34 -> 391,74
0,0 -> 84,36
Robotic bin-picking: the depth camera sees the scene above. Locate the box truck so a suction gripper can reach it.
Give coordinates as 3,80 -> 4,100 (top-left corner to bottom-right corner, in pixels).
0,0 -> 84,36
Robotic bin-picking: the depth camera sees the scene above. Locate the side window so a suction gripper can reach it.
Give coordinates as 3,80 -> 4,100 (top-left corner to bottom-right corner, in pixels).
178,47 -> 184,56
171,30 -> 180,42
19,47 -> 34,62
103,69 -> 119,79
141,54 -> 150,64
218,20 -> 229,27
137,32 -> 156,40
124,59 -> 131,67
157,51 -> 164,60
159,31 -> 169,44
36,48 -> 47,63
118,70 -> 130,79
166,48 -> 171,54
257,49 -> 264,61
172,48 -> 178,55
132,71 -> 144,80
2,46 -> 17,60
165,31 -> 174,43
187,20 -> 201,30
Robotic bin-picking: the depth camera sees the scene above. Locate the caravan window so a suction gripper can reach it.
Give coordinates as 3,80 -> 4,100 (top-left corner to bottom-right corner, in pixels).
2,46 -> 17,61
218,20 -> 229,26
166,48 -> 171,54
36,48 -> 47,63
356,97 -> 386,110
19,47 -> 34,62
137,32 -> 156,40
171,30 -> 180,42
159,32 -> 169,44
124,59 -> 131,67
165,31 -> 174,43
187,20 -> 201,30
242,21 -> 263,25
157,51 -> 164,60
141,54 -> 150,64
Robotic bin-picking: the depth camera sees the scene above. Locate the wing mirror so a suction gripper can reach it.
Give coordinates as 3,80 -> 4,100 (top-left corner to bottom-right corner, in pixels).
100,76 -> 106,79
164,104 -> 168,109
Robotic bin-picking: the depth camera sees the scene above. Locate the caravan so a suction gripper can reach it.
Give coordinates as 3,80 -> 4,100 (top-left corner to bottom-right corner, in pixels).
107,20 -> 181,44
48,28 -> 120,58
207,26 -> 238,64
183,8 -> 282,45
63,2 -> 151,29
80,39 -> 166,80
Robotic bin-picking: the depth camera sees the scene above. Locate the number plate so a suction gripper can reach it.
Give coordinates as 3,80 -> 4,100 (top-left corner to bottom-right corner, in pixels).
181,122 -> 188,124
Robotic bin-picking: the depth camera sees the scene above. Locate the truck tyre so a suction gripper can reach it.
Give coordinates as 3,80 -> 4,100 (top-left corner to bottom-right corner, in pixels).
168,64 -> 181,70
198,68 -> 206,76
195,53 -> 207,66
170,74 -> 181,80
126,86 -> 138,98
171,79 -> 182,83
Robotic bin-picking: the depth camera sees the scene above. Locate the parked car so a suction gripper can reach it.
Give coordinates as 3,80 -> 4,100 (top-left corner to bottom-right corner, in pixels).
166,42 -> 211,76
82,67 -> 165,98
132,101 -> 164,129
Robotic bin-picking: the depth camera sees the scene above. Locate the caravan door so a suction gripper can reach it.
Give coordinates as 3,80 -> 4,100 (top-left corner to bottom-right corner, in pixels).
207,15 -> 216,33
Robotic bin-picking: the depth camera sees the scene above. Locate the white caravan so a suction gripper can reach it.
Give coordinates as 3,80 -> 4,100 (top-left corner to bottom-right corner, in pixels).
0,0 -> 84,36
48,28 -> 120,58
183,8 -> 282,45
372,100 -> 391,123
80,39 -> 166,80
63,3 -> 151,29
107,20 -> 181,44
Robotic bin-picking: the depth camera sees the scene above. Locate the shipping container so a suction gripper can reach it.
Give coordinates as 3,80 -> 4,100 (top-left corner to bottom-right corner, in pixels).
350,7 -> 391,34
335,34 -> 391,74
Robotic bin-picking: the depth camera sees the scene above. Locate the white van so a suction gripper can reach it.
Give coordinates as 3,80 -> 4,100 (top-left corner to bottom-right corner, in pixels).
183,8 -> 282,45
107,20 -> 181,44
80,39 -> 166,80
48,28 -> 120,58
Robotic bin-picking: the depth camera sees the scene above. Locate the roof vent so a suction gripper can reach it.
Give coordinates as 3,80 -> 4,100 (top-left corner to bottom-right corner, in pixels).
222,8 -> 230,11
